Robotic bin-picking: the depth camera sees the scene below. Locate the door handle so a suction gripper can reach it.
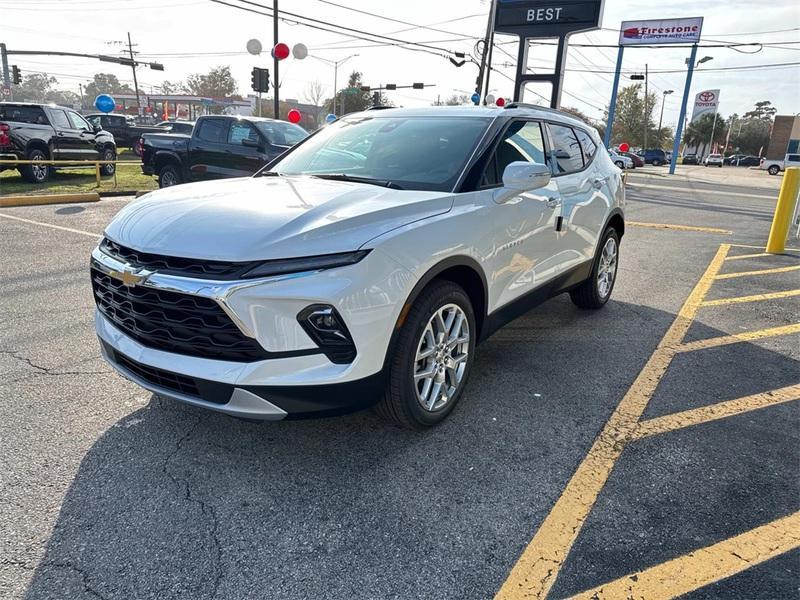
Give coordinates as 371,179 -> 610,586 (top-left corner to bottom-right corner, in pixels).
546,197 -> 561,208
592,177 -> 607,190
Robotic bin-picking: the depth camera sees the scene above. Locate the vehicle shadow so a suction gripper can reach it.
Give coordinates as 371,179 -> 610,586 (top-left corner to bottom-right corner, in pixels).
21,297 -> 800,600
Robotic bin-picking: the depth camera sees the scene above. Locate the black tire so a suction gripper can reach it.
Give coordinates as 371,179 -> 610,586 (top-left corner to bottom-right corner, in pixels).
158,164 -> 182,188
570,227 -> 620,310
615,161 -> 624,169
375,280 -> 476,429
768,165 -> 780,175
19,148 -> 50,183
100,147 -> 116,177
134,139 -> 144,157
652,159 -> 662,166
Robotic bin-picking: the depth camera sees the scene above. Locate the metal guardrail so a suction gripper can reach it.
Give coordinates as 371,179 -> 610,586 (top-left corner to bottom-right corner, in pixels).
0,159 -> 142,187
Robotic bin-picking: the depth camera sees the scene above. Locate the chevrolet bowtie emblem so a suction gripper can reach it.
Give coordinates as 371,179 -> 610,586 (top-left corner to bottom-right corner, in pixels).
109,266 -> 152,287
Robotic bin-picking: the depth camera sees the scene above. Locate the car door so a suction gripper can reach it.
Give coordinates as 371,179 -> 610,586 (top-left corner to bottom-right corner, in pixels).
481,119 -> 564,309
548,124 -> 611,271
226,120 -> 266,176
189,118 -> 231,180
46,107 -> 83,160
67,110 -> 101,160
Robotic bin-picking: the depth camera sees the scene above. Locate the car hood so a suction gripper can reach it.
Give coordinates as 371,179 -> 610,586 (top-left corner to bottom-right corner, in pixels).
104,176 -> 453,261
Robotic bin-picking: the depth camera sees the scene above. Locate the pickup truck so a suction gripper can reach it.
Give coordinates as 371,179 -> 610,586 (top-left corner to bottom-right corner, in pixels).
0,102 -> 117,183
85,113 -> 167,156
761,153 -> 800,176
141,115 -> 308,188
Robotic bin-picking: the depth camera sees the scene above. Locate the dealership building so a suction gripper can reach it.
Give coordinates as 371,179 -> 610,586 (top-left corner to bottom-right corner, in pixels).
766,115 -> 800,160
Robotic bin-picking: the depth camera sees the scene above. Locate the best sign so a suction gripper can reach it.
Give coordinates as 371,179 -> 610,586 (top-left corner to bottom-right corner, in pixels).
619,17 -> 704,46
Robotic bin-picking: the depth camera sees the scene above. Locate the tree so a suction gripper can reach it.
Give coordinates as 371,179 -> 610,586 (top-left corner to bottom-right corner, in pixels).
323,71 -> 387,116
84,73 -> 133,99
13,73 -> 79,107
561,106 -> 592,123
303,80 -> 327,121
606,83 -> 659,149
185,65 -> 238,98
743,100 -> 777,122
684,113 -> 728,156
434,94 -> 470,106
159,79 -> 186,95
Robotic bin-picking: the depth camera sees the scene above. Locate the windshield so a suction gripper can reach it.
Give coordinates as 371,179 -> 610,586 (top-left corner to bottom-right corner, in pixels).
254,121 -> 308,146
269,116 -> 491,192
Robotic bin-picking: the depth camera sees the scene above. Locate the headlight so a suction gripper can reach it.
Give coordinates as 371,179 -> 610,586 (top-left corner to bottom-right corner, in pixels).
241,250 -> 370,279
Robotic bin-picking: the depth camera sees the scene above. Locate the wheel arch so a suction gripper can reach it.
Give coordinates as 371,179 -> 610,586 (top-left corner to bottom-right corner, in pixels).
154,150 -> 182,171
25,139 -> 50,158
605,209 -> 625,239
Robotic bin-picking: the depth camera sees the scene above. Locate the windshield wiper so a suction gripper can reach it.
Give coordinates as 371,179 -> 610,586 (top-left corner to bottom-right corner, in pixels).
255,171 -> 282,177
310,173 -> 404,190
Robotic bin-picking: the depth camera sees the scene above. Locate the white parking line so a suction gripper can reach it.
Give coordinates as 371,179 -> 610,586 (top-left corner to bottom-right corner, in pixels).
0,212 -> 102,238
627,182 -> 775,200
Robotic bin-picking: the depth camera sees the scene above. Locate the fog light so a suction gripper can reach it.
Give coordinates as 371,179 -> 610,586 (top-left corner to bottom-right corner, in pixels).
298,304 -> 356,364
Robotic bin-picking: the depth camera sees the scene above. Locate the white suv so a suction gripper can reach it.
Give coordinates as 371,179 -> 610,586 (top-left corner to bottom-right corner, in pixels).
91,105 -> 624,428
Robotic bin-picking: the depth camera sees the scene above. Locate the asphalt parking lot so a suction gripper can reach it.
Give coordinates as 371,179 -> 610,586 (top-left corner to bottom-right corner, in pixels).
1,166 -> 798,599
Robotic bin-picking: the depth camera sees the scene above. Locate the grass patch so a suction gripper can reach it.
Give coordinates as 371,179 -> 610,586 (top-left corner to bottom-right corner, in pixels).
0,149 -> 157,196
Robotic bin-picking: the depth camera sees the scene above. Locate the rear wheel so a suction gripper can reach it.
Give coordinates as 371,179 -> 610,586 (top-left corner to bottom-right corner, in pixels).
652,159 -> 662,166
133,139 -> 144,157
768,165 -> 779,175
20,148 -> 50,183
100,147 -> 116,177
158,164 -> 181,188
570,228 -> 620,309
376,280 -> 475,429
615,160 -> 624,169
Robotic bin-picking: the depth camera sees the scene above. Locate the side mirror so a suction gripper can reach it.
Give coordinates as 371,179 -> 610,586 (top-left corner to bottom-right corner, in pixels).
495,161 -> 551,203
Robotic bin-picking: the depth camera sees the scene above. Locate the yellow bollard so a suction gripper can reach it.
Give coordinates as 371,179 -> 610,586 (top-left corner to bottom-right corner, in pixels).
766,167 -> 800,254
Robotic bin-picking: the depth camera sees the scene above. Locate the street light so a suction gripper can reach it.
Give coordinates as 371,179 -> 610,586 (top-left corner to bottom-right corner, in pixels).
696,56 -> 714,67
310,54 -> 358,116
658,89 -> 674,146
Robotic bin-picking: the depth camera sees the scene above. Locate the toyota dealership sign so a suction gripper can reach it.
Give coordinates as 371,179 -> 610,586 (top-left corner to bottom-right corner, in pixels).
691,89 -> 721,122
619,17 -> 703,46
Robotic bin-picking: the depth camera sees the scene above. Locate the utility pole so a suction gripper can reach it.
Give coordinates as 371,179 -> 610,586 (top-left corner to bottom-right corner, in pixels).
474,0 -> 496,103
643,63 -> 648,150
127,32 -> 141,114
1,43 -> 12,101
658,89 -> 673,147
79,83 -> 85,110
481,0 -> 498,104
273,0 -> 279,119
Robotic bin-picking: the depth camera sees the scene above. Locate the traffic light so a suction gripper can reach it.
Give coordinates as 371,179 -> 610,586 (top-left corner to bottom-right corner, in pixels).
11,65 -> 21,85
251,67 -> 270,93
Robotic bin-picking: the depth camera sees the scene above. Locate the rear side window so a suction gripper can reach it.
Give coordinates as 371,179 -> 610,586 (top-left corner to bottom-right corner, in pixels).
482,120 -> 548,187
228,121 -> 259,145
0,105 -> 47,124
49,109 -> 71,129
788,154 -> 800,162
196,119 -> 228,143
574,129 -> 597,164
547,124 -> 584,174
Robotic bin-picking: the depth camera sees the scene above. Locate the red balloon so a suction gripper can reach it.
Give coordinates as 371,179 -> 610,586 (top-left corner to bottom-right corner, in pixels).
495,97 -> 506,107
273,43 -> 290,60
287,109 -> 301,124
619,142 -> 630,153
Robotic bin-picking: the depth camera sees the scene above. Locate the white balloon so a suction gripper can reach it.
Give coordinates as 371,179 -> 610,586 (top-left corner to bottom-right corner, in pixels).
486,94 -> 495,105
246,39 -> 262,55
292,43 -> 308,60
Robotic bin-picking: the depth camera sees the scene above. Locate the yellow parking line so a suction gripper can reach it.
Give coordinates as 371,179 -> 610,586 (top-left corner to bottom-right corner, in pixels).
494,244 -> 730,600
569,511 -> 800,600
715,265 -> 800,280
628,221 -> 731,234
701,289 -> 800,307
724,252 -> 770,261
678,323 -> 800,352
0,212 -> 102,238
632,384 -> 800,440
731,243 -> 800,252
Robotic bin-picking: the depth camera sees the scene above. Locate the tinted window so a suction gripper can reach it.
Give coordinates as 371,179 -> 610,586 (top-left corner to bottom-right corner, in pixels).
109,115 -> 126,127
196,119 -> 228,143
228,121 -> 259,145
482,120 -> 547,187
49,109 -> 71,129
272,116 -> 491,192
86,115 -> 101,128
547,124 -> 584,174
254,121 -> 308,146
574,128 -> 597,164
788,154 -> 800,162
0,104 -> 47,124
67,111 -> 92,130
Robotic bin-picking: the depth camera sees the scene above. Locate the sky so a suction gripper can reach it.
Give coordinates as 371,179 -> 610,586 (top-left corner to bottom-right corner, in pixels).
2,0 -> 799,128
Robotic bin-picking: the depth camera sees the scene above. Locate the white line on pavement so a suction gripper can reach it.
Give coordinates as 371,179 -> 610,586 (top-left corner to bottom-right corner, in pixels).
0,212 -> 102,238
626,182 -> 775,200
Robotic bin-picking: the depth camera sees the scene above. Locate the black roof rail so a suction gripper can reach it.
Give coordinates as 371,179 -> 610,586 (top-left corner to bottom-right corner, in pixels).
503,102 -> 568,116
365,105 -> 395,111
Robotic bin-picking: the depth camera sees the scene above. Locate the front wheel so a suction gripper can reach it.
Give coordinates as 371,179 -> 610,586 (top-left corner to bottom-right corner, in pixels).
652,159 -> 662,166
768,165 -> 780,175
376,281 -> 476,429
570,228 -> 620,309
615,160 -> 624,169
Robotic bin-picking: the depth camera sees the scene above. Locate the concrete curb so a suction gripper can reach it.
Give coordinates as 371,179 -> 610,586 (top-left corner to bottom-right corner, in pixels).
0,192 -> 101,208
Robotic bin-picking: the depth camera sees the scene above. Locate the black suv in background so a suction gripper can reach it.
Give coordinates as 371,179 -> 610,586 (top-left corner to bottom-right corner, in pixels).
640,148 -> 668,166
0,102 -> 117,183
85,113 -> 167,155
141,115 -> 307,187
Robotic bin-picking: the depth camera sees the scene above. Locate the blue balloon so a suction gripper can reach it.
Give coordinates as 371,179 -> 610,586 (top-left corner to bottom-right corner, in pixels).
325,113 -> 337,124
94,94 -> 116,113
471,92 -> 480,105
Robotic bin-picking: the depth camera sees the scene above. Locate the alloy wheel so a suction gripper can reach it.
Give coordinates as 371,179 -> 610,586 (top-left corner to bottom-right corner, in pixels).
413,303 -> 470,412
597,237 -> 618,299
31,155 -> 47,181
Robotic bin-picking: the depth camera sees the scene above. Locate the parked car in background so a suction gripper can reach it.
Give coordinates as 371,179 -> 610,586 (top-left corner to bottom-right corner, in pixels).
619,151 -> 644,168
155,120 -> 195,135
725,154 -> 760,167
608,149 -> 633,169
141,115 -> 308,187
640,148 -> 668,166
0,102 -> 117,183
682,154 -> 699,165
704,153 -> 723,167
85,113 -> 166,156
761,153 -> 800,175
92,104 -> 625,427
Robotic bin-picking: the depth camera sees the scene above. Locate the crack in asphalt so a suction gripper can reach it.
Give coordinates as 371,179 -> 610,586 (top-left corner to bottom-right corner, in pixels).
0,350 -> 111,384
45,561 -> 111,600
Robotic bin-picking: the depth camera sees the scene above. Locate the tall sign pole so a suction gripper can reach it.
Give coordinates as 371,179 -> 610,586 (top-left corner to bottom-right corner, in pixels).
603,46 -> 624,149
1,43 -> 12,101
670,44 -> 698,174
273,0 -> 279,119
